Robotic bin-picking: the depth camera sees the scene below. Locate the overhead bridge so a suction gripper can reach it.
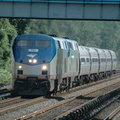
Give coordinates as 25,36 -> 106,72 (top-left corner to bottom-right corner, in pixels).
0,0 -> 120,20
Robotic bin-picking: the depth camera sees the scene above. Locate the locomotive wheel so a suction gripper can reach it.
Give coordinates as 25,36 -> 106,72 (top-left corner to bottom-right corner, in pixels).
80,77 -> 84,85
90,75 -> 94,82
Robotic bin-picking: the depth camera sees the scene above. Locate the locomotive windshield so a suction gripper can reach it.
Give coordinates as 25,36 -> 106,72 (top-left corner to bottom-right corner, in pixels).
35,40 -> 51,47
17,40 -> 32,46
17,40 -> 51,47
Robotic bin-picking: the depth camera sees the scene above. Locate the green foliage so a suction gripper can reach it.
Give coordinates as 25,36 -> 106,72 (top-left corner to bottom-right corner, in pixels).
0,18 -> 31,83
0,68 -> 12,83
9,18 -> 31,35
0,18 -> 17,83
0,19 -> 17,68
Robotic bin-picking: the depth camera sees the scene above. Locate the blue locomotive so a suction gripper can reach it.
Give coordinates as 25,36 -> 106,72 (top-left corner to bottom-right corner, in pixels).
12,33 -> 117,95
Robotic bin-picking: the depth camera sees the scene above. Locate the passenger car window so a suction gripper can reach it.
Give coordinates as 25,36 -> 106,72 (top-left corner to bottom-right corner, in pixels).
36,40 -> 50,47
81,58 -> 85,62
87,58 -> 89,62
101,58 -> 106,62
81,58 -> 85,65
17,40 -> 32,46
92,58 -> 98,62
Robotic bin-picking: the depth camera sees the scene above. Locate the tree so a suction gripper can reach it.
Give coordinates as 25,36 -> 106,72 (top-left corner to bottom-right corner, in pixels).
0,19 -> 17,69
9,18 -> 31,35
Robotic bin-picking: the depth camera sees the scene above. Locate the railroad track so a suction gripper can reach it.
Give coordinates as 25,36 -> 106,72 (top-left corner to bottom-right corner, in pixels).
0,96 -> 21,105
16,79 -> 120,120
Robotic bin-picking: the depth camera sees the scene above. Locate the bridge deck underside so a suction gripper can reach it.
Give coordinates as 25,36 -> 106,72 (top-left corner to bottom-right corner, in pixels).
0,2 -> 120,20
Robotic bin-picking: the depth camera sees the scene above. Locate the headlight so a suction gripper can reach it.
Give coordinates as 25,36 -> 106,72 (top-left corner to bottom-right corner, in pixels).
28,59 -> 37,64
33,59 -> 37,63
28,59 -> 32,63
18,65 -> 22,69
42,65 -> 47,70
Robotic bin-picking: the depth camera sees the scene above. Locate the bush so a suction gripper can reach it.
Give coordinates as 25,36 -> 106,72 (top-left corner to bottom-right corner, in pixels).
0,69 -> 12,83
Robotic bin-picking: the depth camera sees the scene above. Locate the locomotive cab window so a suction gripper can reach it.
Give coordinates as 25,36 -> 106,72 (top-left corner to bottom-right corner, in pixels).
74,43 -> 78,50
58,40 -> 66,49
64,41 -> 68,49
17,40 -> 32,46
75,43 -> 79,50
57,41 -> 61,49
68,42 -> 73,50
62,41 -> 66,49
35,40 -> 51,47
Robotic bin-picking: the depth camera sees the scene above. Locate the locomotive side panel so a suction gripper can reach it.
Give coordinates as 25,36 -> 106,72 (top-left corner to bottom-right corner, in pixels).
56,49 -> 68,84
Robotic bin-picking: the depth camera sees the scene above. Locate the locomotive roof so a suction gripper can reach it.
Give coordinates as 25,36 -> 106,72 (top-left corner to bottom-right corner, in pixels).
15,33 -> 54,40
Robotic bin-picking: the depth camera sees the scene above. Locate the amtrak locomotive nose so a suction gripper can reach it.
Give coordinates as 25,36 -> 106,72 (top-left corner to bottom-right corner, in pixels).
12,34 -> 57,95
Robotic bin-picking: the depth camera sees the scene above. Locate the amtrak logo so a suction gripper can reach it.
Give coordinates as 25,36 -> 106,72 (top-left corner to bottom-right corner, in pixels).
27,54 -> 37,58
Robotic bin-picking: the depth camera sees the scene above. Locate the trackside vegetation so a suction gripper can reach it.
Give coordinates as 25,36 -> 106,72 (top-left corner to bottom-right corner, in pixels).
0,18 -> 120,83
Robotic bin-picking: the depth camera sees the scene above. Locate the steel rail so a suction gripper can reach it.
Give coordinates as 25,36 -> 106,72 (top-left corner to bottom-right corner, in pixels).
0,96 -> 21,105
0,96 -> 44,115
103,106 -> 120,120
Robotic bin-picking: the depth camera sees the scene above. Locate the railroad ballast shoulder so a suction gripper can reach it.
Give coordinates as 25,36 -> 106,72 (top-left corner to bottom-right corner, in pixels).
12,33 -> 117,95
